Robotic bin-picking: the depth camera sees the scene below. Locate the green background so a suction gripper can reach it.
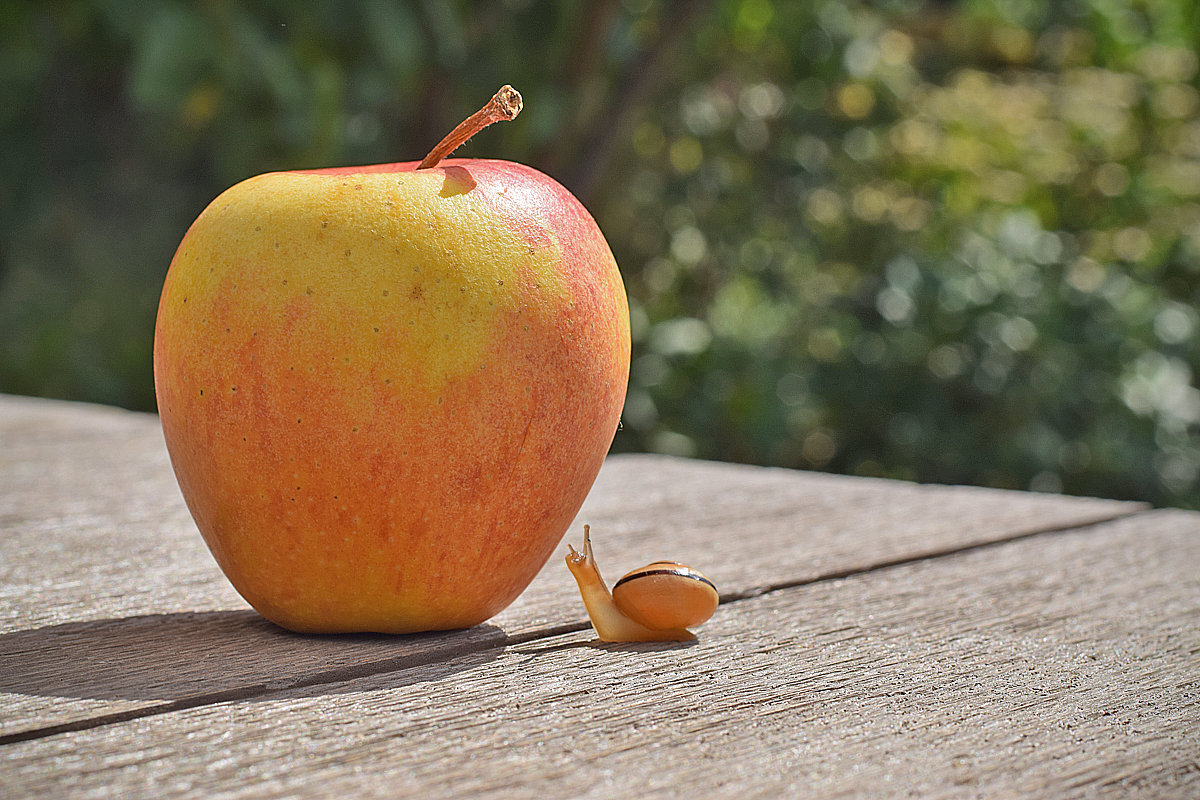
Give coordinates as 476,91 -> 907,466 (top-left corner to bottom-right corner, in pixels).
5,0 -> 1200,507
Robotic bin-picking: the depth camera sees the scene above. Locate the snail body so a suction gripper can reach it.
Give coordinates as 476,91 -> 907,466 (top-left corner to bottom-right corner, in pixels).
565,525 -> 719,642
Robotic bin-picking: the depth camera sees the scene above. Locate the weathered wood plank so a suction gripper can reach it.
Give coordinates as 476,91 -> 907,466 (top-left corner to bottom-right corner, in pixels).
0,394 -> 1145,738
3,510 -> 1196,799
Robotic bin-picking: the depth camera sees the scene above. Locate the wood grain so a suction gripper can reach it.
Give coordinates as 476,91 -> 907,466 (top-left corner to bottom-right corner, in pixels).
3,510 -> 1195,799
0,394 -> 1147,740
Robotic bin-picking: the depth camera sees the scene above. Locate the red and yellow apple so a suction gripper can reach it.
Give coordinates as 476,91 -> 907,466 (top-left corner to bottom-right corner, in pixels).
153,87 -> 630,633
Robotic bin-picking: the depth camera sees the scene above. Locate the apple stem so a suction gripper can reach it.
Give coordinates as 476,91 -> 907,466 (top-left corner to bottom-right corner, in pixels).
417,85 -> 523,170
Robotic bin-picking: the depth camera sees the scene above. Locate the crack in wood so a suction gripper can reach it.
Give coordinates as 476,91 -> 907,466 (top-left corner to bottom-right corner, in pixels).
716,505 -> 1150,604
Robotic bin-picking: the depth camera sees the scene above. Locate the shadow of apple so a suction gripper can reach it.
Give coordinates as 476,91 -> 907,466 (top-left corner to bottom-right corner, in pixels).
0,610 -> 505,702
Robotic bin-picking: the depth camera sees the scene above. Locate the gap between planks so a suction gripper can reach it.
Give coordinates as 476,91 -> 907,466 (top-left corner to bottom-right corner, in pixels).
0,503 -> 1149,748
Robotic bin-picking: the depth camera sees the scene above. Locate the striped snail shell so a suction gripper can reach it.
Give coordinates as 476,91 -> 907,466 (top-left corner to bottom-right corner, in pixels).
612,561 -> 719,631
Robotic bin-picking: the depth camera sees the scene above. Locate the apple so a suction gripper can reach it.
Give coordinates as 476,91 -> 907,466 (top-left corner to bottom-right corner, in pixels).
153,87 -> 630,633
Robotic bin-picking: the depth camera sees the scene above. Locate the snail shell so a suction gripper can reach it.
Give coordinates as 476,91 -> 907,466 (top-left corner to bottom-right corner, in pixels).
612,561 -> 719,630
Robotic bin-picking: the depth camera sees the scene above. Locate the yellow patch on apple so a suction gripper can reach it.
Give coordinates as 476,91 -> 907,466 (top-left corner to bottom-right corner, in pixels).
168,168 -> 567,398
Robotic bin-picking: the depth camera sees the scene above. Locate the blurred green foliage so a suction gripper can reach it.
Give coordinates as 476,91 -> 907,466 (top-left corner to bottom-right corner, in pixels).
4,1 -> 1200,506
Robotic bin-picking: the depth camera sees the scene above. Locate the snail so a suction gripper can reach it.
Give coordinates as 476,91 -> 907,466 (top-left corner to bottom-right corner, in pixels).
565,525 -> 719,642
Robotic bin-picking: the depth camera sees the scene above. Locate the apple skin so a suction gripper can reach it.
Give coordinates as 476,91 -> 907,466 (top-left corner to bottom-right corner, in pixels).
153,158 -> 630,634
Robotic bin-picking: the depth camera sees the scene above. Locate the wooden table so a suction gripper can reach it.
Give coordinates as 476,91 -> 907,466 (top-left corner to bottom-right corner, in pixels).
1,393 -> 1197,798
